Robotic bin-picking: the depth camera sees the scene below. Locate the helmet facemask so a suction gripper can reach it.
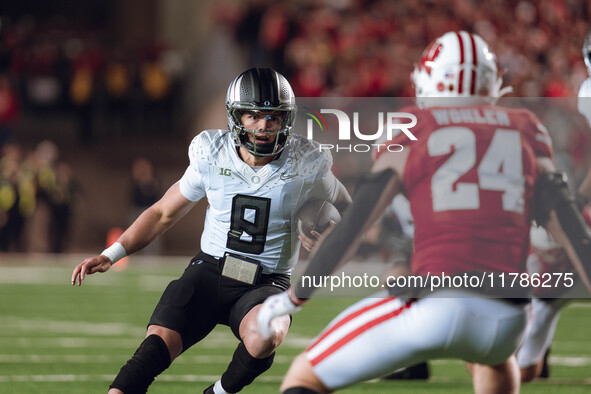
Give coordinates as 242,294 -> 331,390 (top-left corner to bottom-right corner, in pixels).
227,103 -> 296,157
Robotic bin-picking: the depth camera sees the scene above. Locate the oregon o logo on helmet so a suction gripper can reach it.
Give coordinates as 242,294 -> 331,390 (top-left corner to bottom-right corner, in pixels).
305,109 -> 417,153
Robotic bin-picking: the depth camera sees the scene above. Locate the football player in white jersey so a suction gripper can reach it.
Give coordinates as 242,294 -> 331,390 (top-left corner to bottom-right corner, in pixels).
517,226 -> 579,381
257,32 -> 591,394
71,68 -> 351,394
577,31 -> 591,208
518,29 -> 591,383
578,30 -> 591,127
517,208 -> 591,382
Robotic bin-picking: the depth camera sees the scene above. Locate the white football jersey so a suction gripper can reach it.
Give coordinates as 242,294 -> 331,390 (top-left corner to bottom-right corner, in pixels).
179,130 -> 340,274
578,77 -> 591,127
385,194 -> 414,238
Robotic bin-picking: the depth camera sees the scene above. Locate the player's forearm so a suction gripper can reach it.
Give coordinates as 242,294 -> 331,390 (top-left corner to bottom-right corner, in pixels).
114,183 -> 196,257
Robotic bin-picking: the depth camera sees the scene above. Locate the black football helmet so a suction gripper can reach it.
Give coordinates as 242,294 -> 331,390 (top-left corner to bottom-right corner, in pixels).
226,68 -> 296,157
584,30 -> 591,74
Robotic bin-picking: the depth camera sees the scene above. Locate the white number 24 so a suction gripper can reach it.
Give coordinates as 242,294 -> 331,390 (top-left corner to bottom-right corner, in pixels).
428,127 -> 525,213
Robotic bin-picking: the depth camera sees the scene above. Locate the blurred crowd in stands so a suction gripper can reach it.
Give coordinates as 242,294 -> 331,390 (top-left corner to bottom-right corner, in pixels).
0,15 -> 185,144
214,0 -> 591,189
0,139 -> 79,253
214,0 -> 591,98
0,14 -> 184,253
0,14 -> 178,253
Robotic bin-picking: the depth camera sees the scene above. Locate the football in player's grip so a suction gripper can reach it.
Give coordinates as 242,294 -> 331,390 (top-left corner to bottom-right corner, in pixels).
296,199 -> 341,240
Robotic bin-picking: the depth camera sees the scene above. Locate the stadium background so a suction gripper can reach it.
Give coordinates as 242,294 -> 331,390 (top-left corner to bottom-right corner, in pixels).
0,0 -> 590,392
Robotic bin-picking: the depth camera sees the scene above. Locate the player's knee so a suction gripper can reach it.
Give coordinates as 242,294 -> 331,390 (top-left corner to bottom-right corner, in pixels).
520,356 -> 547,382
242,311 -> 289,358
473,358 -> 520,394
109,334 -> 172,394
281,353 -> 329,394
520,365 -> 537,382
146,325 -> 183,361
243,326 -> 284,358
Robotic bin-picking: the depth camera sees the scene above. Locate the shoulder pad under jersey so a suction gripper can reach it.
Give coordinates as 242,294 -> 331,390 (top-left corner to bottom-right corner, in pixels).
288,135 -> 333,180
188,129 -> 230,169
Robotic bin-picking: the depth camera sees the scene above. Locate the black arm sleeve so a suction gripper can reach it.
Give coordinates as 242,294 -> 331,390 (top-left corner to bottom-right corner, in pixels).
293,169 -> 396,300
534,172 -> 591,279
575,191 -> 589,211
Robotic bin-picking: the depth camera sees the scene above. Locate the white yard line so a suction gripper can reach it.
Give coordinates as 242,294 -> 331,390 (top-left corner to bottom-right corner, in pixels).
1,317 -> 146,337
0,316 -> 315,348
568,302 -> 591,308
549,355 -> 591,366
0,374 -> 282,383
1,353 -> 589,369
0,335 -> 312,349
0,354 -> 294,364
0,373 -> 590,385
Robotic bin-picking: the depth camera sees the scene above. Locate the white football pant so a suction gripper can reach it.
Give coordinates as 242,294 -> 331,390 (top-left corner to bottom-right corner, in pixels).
306,289 -> 528,389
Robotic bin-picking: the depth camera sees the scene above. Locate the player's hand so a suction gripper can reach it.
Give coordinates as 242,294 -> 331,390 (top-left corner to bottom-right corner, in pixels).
299,220 -> 337,252
71,255 -> 113,286
257,290 -> 302,339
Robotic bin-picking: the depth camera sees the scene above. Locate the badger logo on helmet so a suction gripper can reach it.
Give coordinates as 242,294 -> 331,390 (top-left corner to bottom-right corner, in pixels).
226,68 -> 297,157
412,31 -> 511,107
418,42 -> 443,76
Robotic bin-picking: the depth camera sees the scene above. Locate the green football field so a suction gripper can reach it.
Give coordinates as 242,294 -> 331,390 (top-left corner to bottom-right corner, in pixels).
1,255 -> 590,394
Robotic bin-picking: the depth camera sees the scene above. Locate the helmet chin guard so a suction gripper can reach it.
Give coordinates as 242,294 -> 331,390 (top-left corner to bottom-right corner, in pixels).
234,125 -> 289,156
412,31 -> 507,108
226,68 -> 297,157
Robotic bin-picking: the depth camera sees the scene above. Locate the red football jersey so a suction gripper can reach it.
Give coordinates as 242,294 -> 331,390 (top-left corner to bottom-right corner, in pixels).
379,105 -> 553,276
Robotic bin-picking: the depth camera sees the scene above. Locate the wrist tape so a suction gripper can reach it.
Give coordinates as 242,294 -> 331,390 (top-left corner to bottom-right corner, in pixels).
101,242 -> 127,264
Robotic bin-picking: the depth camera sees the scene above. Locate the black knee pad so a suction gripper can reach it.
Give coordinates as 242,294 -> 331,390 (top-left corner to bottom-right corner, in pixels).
220,342 -> 275,392
110,334 -> 172,394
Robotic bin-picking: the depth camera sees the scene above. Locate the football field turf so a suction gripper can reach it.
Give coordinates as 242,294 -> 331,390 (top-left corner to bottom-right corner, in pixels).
1,255 -> 590,393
